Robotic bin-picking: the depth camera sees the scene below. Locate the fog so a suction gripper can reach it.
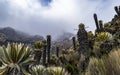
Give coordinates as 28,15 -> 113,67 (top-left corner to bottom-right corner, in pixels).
0,0 -> 119,39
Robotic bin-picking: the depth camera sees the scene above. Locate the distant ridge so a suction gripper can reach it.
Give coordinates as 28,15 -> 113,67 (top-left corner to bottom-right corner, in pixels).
0,27 -> 44,45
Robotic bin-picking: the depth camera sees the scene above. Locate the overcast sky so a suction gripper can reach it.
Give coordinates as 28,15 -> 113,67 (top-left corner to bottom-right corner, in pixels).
0,0 -> 120,39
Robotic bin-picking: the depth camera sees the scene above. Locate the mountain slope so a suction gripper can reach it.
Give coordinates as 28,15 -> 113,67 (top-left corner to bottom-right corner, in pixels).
0,27 -> 44,44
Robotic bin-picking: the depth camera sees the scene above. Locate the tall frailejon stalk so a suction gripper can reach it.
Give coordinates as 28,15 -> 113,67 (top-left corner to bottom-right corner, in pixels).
46,35 -> 51,65
119,6 -> 120,10
94,13 -> 100,32
77,23 -> 89,72
77,23 -> 89,55
43,45 -> 47,66
114,6 -> 120,16
56,46 -> 59,57
72,37 -> 76,50
99,20 -> 104,32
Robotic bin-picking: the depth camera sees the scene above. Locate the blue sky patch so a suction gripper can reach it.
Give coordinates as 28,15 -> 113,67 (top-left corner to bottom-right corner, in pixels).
39,0 -> 52,6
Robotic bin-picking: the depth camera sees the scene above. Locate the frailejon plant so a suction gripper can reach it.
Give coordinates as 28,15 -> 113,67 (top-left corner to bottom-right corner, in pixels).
114,6 -> 120,16
99,20 -> 104,32
103,22 -> 114,34
43,45 -> 47,66
34,41 -> 46,65
60,49 -> 80,75
46,35 -> 51,65
77,23 -> 90,73
87,31 -> 95,51
31,65 -> 45,75
47,66 -> 70,75
96,32 -> 112,42
93,32 -> 113,56
34,41 -> 46,49
104,22 -> 110,28
87,31 -> 94,40
72,37 -> 76,50
0,43 -> 34,75
77,23 -> 89,55
93,14 -> 104,33
93,13 -> 100,32
31,65 -> 70,75
56,46 -> 59,57
50,54 -> 59,66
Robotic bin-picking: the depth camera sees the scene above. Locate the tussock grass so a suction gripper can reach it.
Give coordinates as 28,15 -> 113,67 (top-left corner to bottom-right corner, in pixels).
86,49 -> 120,75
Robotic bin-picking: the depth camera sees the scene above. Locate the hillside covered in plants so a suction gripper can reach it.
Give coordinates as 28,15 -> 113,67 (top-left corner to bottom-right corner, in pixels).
0,6 -> 120,75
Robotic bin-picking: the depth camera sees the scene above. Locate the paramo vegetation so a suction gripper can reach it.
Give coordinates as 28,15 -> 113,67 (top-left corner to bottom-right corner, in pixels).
0,6 -> 120,75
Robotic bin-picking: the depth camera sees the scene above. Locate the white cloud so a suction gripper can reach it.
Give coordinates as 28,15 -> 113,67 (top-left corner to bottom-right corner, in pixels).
0,0 -> 120,39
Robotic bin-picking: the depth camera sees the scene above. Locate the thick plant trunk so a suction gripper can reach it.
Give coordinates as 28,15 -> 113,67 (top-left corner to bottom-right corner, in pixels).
34,49 -> 42,65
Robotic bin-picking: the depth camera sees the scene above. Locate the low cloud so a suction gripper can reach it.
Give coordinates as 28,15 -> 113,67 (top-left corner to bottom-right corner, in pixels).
0,0 -> 120,39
